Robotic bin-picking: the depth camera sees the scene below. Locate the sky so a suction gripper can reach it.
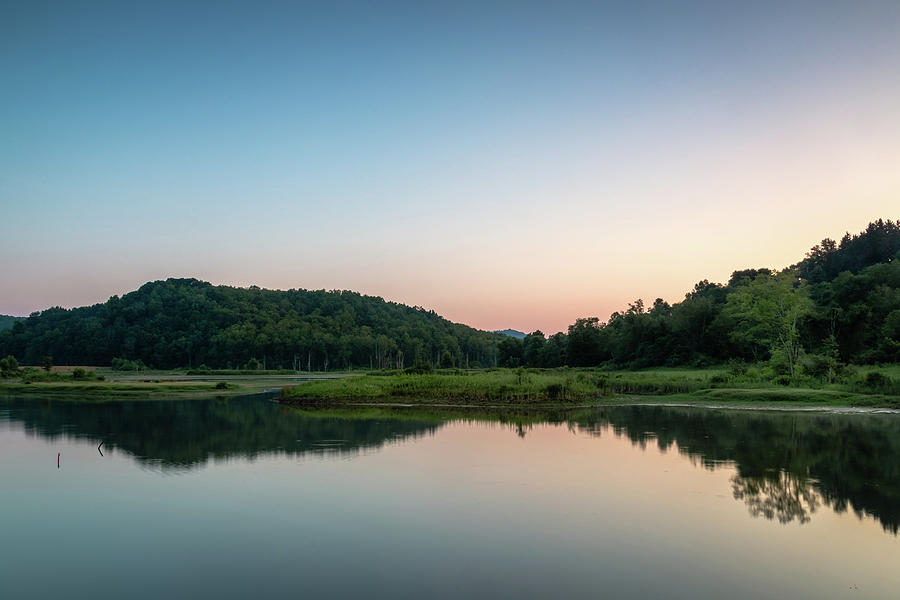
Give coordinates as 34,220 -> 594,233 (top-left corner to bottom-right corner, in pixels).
2,1 -> 899,334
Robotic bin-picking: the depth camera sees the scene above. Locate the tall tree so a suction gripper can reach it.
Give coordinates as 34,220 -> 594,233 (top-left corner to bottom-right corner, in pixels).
724,271 -> 813,380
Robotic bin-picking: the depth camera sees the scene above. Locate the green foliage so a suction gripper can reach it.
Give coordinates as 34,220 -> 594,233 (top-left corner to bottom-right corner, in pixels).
497,336 -> 523,368
0,279 -> 500,371
855,371 -> 900,395
725,271 -> 813,381
42,356 -> 53,372
111,357 -> 147,371
0,354 -> 19,377
19,369 -> 103,383
727,359 -> 748,377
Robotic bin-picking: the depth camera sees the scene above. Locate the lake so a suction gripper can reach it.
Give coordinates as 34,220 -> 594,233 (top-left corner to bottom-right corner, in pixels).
1,394 -> 898,599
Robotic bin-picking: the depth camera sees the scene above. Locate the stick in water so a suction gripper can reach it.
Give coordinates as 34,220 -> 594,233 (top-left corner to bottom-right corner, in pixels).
98,441 -> 104,457
57,453 -> 60,469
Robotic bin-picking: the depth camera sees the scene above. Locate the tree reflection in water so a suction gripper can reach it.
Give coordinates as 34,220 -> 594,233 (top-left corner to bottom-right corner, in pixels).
2,396 -> 898,534
569,405 -> 900,534
730,471 -> 822,524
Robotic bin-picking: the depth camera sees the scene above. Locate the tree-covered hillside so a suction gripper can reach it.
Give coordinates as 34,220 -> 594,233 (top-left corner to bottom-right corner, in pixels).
0,280 -> 501,369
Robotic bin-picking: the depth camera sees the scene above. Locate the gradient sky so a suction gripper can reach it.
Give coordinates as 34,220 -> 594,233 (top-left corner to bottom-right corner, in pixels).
2,1 -> 899,333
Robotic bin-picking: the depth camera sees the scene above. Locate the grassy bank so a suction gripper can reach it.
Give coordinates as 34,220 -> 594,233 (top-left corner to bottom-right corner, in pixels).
280,367 -> 900,409
0,380 -> 241,399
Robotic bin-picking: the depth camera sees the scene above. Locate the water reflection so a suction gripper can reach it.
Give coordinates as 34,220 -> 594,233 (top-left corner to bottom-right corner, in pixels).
2,395 -> 899,534
569,405 -> 900,534
0,395 -> 442,470
731,472 -> 821,525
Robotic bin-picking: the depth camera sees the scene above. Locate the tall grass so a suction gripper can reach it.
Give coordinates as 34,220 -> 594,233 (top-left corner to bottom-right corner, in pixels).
281,366 -> 900,407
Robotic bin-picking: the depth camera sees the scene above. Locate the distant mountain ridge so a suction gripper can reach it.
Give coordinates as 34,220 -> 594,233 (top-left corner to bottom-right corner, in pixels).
492,329 -> 527,339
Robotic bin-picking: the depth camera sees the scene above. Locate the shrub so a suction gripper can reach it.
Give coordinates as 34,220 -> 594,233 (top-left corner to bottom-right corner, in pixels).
802,353 -> 843,383
0,355 -> 19,377
72,367 -> 86,379
111,357 -> 147,371
727,359 -> 747,377
773,375 -> 792,386
857,371 -> 899,395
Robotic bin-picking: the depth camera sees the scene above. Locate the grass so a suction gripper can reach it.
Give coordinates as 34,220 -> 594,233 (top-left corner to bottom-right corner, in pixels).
280,366 -> 900,409
0,380 -> 241,399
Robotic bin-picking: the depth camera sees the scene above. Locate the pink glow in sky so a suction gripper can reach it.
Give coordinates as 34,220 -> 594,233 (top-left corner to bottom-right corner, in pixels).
2,2 -> 899,333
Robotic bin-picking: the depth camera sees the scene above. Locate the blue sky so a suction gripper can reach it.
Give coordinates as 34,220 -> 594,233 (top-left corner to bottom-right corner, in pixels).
2,1 -> 899,332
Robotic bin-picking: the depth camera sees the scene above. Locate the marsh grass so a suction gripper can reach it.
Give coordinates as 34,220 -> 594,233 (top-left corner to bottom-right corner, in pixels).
283,367 -> 727,403
282,366 -> 900,408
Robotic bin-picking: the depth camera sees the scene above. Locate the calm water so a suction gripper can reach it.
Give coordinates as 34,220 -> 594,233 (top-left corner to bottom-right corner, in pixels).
1,395 -> 899,599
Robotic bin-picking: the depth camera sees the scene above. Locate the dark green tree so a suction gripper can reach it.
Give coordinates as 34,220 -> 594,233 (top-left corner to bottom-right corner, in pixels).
522,331 -> 546,367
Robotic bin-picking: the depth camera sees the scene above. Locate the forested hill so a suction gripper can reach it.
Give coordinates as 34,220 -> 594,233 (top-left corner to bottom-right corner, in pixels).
0,280 -> 502,369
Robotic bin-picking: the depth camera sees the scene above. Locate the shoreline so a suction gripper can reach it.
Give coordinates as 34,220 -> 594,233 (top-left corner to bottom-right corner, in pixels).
278,395 -> 900,415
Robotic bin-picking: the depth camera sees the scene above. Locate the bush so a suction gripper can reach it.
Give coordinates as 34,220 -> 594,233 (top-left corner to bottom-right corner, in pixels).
709,374 -> 730,385
72,367 -> 86,379
111,357 -> 147,371
215,381 -> 229,390
727,359 -> 747,377
767,349 -> 794,377
0,355 -> 19,377
802,353 -> 843,383
857,371 -> 899,395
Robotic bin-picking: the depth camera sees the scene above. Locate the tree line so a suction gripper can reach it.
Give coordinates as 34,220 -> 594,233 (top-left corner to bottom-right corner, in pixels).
1,219 -> 898,373
499,219 -> 900,375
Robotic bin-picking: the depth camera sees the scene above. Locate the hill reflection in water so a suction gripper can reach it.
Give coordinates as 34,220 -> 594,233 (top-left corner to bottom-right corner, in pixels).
2,396 -> 898,534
